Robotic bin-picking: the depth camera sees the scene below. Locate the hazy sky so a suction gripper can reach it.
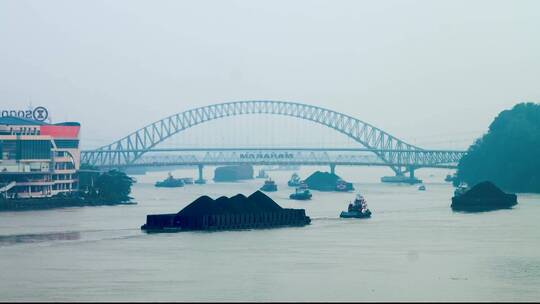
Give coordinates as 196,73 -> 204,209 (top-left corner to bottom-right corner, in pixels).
1,0 -> 539,149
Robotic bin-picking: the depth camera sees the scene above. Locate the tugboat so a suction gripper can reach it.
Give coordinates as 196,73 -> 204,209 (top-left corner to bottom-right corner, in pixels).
418,184 -> 426,191
287,173 -> 302,187
289,182 -> 312,200
445,173 -> 456,183
155,173 -> 185,188
260,178 -> 278,192
340,194 -> 371,218
256,169 -> 268,179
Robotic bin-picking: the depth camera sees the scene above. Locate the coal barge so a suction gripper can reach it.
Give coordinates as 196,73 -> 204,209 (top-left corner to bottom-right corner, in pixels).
141,191 -> 311,232
213,165 -> 254,182
304,171 -> 354,192
451,181 -> 517,212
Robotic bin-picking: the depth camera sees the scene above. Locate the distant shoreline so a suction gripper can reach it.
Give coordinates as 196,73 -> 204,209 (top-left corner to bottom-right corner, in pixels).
0,197 -> 136,212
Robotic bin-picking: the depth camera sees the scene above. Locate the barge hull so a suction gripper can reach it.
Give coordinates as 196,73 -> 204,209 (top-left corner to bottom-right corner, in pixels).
141,209 -> 310,232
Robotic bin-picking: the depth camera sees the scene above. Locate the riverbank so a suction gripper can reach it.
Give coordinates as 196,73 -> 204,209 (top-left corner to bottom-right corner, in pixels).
0,197 -> 136,212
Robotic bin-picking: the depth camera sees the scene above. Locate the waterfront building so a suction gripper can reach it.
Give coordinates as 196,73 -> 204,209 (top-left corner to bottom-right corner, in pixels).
0,117 -> 81,199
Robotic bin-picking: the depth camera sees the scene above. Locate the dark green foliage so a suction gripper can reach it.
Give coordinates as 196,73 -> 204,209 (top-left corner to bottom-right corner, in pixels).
456,102 -> 540,193
79,164 -> 135,202
94,170 -> 135,202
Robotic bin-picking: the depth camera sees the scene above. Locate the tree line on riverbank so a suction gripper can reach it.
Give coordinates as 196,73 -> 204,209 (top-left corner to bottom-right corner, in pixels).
79,164 -> 135,202
455,102 -> 540,193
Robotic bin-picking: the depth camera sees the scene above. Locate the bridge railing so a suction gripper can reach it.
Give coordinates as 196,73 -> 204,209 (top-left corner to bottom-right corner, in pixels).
83,149 -> 465,170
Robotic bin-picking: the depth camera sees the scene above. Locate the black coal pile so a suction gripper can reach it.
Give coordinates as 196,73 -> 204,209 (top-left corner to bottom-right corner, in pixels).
304,171 -> 353,191
178,191 -> 282,216
451,181 -> 518,212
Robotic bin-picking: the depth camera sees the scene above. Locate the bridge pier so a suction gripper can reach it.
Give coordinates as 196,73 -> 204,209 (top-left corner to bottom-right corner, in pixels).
330,164 -> 336,175
408,166 -> 415,179
195,164 -> 206,184
380,166 -> 422,184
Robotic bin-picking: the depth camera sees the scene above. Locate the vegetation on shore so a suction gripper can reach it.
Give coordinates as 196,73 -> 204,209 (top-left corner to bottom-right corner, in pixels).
455,102 -> 540,193
0,165 -> 136,211
79,164 -> 136,202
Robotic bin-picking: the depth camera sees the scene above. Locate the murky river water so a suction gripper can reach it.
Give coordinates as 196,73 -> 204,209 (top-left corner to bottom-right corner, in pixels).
1,167 -> 539,301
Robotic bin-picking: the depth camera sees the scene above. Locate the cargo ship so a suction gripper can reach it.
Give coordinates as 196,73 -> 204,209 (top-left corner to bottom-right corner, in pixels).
140,191 -> 311,232
214,165 -> 254,182
155,173 -> 185,188
380,175 -> 422,184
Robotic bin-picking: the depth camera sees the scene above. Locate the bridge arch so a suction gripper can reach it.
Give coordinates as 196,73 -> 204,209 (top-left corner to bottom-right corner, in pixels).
81,100 -> 424,172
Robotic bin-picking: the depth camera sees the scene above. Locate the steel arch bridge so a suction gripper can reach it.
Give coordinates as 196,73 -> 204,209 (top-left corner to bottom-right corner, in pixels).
81,100 -> 466,172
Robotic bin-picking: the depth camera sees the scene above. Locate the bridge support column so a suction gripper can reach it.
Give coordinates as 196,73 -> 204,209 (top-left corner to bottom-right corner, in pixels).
195,164 -> 206,184
408,166 -> 415,179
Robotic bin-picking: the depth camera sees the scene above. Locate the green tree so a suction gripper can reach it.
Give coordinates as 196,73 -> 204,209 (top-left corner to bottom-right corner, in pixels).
94,170 -> 135,202
78,164 -> 135,202
456,102 -> 540,193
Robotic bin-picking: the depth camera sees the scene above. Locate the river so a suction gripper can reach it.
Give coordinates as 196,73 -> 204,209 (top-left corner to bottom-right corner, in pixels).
0,166 -> 539,301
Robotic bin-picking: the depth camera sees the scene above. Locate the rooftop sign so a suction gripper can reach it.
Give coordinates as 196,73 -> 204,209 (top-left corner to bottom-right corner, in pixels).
0,106 -> 49,122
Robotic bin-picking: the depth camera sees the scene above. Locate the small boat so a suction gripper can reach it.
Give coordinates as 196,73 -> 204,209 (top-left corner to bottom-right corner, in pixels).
335,179 -> 355,192
453,183 -> 469,196
290,183 -> 312,200
287,173 -> 302,187
180,177 -> 194,185
194,179 -> 206,185
340,194 -> 371,218
155,173 -> 185,188
260,178 -> 278,192
418,184 -> 426,191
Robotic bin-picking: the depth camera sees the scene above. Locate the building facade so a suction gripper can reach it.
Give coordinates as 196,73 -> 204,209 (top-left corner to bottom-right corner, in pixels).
0,117 -> 81,199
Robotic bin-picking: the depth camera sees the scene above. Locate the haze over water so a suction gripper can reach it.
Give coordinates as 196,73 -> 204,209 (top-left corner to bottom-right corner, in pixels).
1,167 -> 539,302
